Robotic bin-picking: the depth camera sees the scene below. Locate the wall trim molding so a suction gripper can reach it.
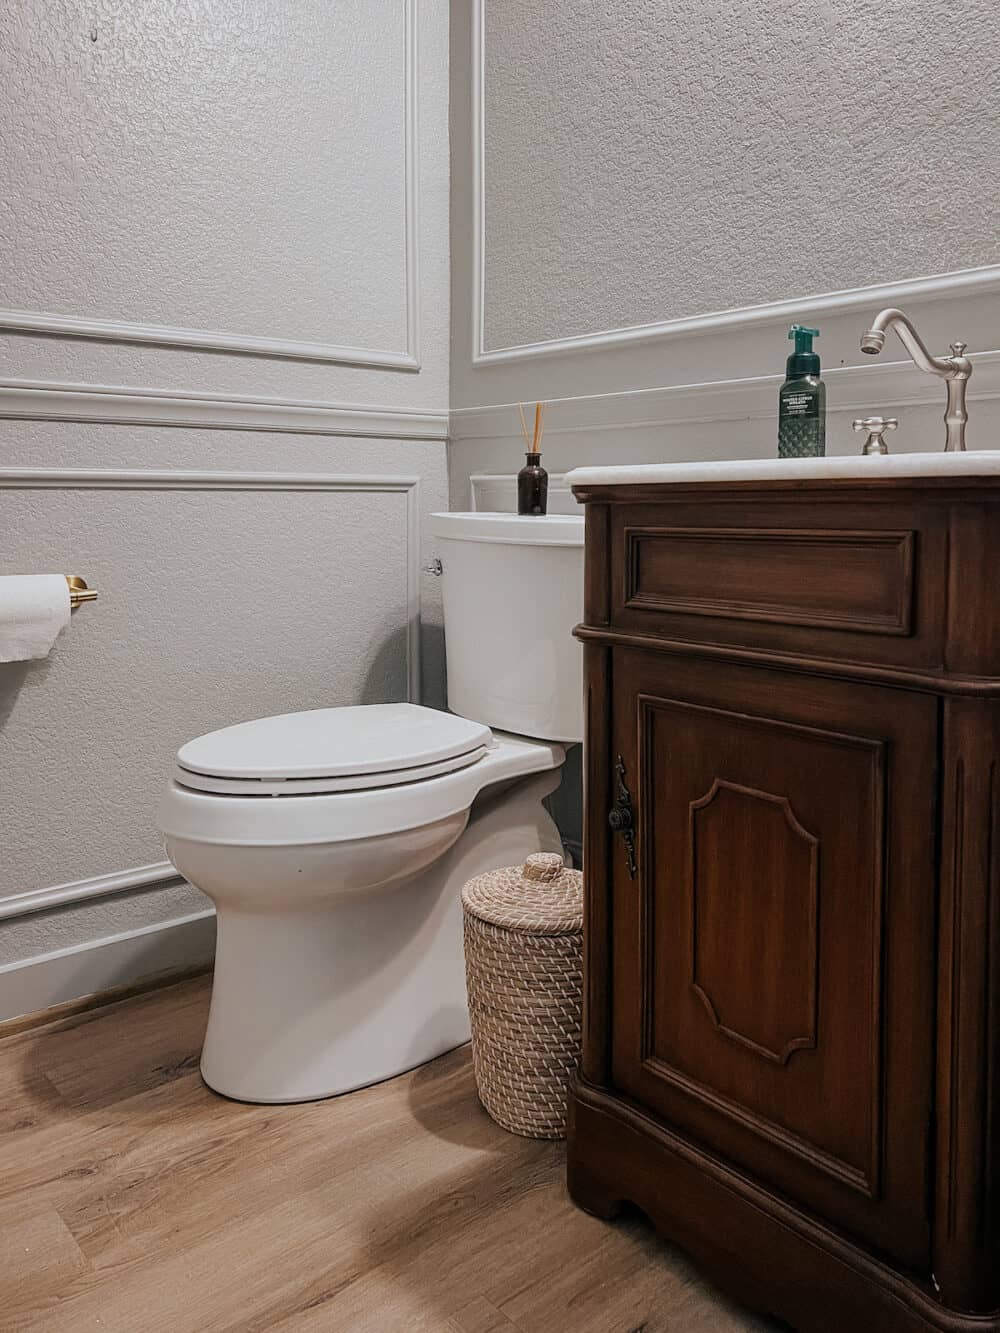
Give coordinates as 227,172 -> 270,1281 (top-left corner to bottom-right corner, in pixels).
0,0 -> 420,372
451,349 -> 1000,440
0,467 -> 423,702
0,861 -> 181,923
469,0 -> 1000,366
471,471 -> 572,515
0,466 -> 424,925
0,377 -> 448,439
0,910 -> 216,1023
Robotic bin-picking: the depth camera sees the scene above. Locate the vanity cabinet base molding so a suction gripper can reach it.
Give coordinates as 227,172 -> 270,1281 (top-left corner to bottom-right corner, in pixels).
569,1078 -> 996,1333
568,478 -> 1000,1333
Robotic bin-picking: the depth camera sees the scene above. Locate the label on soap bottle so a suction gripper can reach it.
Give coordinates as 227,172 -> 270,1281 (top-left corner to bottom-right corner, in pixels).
779,383 -> 826,458
780,392 -> 819,418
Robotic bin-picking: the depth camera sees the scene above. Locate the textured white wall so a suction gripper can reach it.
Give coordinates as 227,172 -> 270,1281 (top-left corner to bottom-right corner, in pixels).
4,0 -> 410,354
447,0 -> 1000,866
449,0 -> 1000,424
480,0 -> 1000,353
1,0 -> 449,408
0,0 -> 451,983
0,431 -> 443,899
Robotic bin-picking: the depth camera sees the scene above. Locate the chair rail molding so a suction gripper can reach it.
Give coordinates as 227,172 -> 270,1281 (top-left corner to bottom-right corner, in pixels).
0,378 -> 448,439
469,0 -> 1000,367
451,349 -> 1000,439
0,0 -> 420,372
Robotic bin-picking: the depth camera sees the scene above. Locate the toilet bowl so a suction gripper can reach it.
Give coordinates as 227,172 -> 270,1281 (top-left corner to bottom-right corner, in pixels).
159,512 -> 584,1104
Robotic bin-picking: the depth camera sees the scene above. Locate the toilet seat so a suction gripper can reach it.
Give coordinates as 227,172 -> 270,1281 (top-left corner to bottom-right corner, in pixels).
176,745 -> 490,796
178,702 -> 492,781
174,703 -> 492,798
162,730 -> 565,847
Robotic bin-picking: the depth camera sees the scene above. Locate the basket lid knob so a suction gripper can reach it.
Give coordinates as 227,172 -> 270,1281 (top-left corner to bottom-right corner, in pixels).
522,852 -> 565,882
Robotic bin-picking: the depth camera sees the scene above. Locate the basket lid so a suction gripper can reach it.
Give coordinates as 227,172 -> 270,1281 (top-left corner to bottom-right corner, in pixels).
461,852 -> 583,933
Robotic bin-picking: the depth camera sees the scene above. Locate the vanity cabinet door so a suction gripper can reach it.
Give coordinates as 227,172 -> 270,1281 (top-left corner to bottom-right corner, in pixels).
608,647 -> 937,1270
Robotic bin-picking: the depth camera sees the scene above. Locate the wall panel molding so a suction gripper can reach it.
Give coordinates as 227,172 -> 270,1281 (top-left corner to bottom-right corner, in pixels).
0,0 -> 420,371
0,467 -> 422,701
470,0 -> 1000,367
452,349 -> 1000,440
471,472 -> 572,514
0,378 -> 448,439
0,466 -> 425,921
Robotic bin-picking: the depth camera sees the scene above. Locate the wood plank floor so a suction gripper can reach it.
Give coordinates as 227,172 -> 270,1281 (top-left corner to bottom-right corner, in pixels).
0,975 -> 781,1331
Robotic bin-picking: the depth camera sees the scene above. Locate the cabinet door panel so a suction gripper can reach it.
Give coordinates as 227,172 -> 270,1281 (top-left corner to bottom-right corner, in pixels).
610,649 -> 936,1269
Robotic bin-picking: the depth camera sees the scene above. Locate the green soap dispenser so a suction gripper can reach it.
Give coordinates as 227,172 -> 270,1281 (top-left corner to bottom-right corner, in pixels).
778,325 -> 826,458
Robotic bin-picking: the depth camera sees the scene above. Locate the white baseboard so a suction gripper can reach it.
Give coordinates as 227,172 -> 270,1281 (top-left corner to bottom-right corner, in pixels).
0,910 -> 216,1023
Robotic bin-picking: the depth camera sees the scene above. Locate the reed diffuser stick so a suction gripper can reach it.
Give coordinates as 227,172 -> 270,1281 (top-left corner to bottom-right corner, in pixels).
518,401 -> 546,453
516,401 -> 548,515
518,402 -> 532,450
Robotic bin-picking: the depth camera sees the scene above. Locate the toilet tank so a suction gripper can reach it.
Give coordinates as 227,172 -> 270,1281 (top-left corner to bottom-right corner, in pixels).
429,513 -> 584,743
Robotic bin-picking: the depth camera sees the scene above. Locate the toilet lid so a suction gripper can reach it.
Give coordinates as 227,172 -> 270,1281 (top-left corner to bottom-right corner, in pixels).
176,703 -> 492,784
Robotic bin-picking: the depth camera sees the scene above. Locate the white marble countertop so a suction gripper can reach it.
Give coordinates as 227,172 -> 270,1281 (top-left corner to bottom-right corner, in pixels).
565,450 -> 1000,488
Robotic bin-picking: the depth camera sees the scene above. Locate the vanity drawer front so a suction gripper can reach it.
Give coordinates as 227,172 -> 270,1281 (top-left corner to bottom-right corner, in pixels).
609,501 -> 947,667
625,526 -> 913,633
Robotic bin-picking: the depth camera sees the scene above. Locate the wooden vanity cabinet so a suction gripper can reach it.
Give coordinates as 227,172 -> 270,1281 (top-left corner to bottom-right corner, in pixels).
568,478 -> 1000,1333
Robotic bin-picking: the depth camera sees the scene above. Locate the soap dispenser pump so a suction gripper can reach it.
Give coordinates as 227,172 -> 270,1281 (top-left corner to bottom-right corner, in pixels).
778,325 -> 826,458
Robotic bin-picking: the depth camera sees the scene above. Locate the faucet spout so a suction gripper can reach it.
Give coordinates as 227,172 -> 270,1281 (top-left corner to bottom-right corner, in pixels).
859,307 -> 972,451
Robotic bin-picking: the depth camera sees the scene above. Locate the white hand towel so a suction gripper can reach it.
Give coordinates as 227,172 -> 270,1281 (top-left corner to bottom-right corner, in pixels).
0,575 -> 72,663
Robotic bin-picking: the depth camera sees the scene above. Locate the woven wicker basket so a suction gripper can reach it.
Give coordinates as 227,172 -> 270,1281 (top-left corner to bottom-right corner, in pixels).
462,851 -> 583,1139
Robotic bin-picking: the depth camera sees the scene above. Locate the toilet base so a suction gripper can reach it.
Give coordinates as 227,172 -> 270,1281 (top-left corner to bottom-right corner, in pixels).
198,768 -> 565,1103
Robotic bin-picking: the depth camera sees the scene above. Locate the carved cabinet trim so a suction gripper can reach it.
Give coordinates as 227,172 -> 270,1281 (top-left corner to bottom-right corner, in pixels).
688,777 -> 820,1067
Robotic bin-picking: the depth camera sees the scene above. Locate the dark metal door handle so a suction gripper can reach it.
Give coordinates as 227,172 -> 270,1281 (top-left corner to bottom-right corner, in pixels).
608,754 -> 638,878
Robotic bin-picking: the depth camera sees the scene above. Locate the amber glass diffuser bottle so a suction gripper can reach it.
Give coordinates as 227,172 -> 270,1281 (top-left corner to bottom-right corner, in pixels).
517,403 -> 548,515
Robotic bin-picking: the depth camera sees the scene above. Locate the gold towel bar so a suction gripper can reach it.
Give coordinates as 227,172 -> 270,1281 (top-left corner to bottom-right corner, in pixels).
65,575 -> 98,609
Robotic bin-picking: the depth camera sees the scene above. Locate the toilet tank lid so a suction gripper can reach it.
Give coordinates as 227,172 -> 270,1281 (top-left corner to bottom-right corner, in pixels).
430,512 -> 584,547
176,703 -> 493,781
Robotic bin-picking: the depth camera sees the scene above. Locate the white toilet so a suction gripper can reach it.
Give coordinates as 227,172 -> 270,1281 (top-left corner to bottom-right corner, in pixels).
158,512 -> 584,1103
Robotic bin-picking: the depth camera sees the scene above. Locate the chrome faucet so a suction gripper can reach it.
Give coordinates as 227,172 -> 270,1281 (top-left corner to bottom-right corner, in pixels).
859,308 -> 972,451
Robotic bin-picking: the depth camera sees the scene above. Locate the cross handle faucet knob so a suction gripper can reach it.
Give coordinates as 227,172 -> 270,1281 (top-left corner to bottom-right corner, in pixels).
853,416 -> 899,456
